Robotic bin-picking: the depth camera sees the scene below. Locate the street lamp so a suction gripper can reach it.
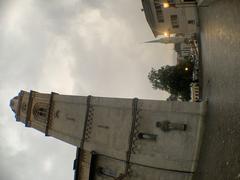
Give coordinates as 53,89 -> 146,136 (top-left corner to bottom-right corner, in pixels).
164,32 -> 169,37
163,3 -> 170,8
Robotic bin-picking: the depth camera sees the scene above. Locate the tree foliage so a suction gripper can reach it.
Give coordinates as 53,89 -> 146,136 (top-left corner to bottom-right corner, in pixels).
148,59 -> 193,101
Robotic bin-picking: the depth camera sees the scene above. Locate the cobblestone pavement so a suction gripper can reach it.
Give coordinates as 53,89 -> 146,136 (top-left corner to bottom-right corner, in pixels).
193,0 -> 240,180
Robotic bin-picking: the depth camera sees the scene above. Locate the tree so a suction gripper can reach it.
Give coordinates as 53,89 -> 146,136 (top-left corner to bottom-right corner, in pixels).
148,59 -> 193,101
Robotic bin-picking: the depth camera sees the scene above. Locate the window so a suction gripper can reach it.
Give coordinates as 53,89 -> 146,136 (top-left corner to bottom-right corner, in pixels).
138,133 -> 157,140
154,0 -> 164,22
33,103 -> 49,122
188,20 -> 195,24
170,15 -> 179,28
21,102 -> 27,113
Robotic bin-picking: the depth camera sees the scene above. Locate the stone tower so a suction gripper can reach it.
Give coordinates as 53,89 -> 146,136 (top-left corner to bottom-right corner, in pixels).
10,90 -> 207,180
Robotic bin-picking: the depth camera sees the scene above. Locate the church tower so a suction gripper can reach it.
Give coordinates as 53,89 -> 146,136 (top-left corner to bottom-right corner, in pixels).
10,90 -> 207,180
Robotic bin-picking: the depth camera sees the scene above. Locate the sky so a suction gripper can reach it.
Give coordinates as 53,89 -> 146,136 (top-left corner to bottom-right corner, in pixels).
0,0 -> 175,179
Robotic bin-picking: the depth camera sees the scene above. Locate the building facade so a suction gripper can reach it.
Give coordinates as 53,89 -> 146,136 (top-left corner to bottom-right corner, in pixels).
10,90 -> 207,180
175,42 -> 192,63
191,83 -> 200,102
141,0 -> 199,37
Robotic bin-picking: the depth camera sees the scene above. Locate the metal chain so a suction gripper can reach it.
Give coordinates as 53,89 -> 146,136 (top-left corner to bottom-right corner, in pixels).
115,98 -> 141,180
85,103 -> 94,142
131,109 -> 141,154
80,95 -> 93,149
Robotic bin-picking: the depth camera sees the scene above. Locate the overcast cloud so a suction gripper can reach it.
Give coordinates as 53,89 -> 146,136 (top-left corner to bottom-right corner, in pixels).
0,0 -> 175,179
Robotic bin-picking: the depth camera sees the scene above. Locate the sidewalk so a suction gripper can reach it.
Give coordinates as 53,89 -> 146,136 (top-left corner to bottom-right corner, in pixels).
193,0 -> 240,179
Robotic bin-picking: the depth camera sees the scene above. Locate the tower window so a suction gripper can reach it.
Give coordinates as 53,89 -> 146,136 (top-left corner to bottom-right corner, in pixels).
22,103 -> 27,113
33,103 -> 49,122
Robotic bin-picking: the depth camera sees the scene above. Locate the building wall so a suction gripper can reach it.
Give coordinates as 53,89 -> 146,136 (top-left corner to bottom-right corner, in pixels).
11,91 -> 207,180
175,42 -> 192,61
74,150 -> 193,180
46,95 -> 86,146
181,43 -> 192,57
92,154 -> 193,180
142,0 -> 198,36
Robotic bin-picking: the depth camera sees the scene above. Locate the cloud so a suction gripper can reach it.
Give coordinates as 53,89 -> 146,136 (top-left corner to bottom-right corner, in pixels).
0,0 -> 174,179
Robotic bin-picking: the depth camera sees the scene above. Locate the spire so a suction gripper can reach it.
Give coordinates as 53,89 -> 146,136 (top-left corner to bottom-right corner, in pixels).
145,36 -> 186,44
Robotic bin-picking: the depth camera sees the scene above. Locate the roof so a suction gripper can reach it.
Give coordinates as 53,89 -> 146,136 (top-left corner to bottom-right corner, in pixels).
141,0 -> 158,37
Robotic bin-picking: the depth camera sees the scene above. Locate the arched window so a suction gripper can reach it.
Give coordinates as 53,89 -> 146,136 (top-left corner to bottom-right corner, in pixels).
33,103 -> 49,122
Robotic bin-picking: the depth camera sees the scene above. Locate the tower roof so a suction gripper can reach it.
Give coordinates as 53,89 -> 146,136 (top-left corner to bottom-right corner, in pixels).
10,96 -> 19,114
